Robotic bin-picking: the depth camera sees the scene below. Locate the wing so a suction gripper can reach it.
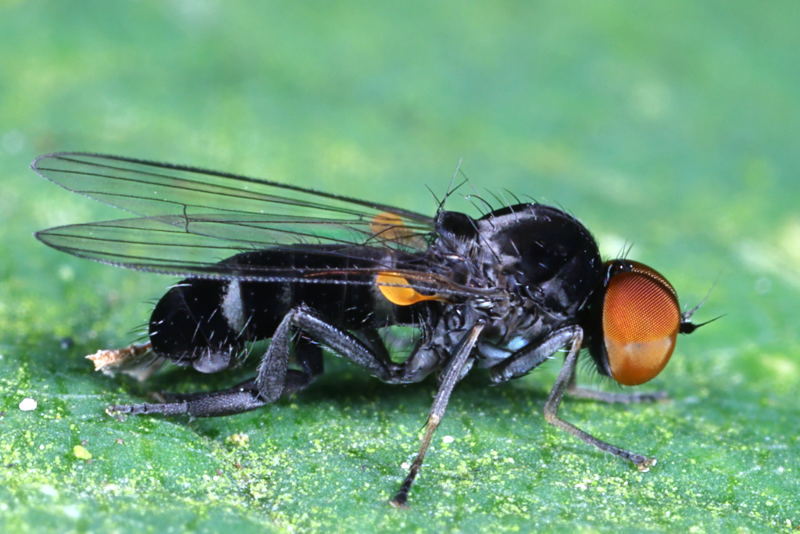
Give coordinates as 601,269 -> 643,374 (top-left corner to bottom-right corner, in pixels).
33,153 -> 480,298
31,152 -> 434,250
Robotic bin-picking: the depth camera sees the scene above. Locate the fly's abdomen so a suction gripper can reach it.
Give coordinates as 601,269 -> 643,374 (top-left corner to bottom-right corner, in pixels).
149,278 -> 247,372
148,246 -> 427,372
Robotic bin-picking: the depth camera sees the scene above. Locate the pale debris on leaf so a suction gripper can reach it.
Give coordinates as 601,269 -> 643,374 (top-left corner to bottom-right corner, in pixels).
19,397 -> 37,411
86,342 -> 165,381
226,433 -> 250,447
73,445 -> 92,460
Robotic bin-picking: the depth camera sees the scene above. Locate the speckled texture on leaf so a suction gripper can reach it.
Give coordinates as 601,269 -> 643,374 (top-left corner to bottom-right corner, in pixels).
0,1 -> 798,532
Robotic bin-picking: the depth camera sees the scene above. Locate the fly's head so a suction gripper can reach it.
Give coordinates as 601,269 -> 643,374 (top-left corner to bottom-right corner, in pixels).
586,260 -> 707,386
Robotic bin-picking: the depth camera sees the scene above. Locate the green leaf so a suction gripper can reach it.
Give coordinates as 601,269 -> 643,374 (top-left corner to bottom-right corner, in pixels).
1,1 -> 797,532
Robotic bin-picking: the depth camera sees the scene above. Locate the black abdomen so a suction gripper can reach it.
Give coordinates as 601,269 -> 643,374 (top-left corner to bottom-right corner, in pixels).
148,246 -> 428,372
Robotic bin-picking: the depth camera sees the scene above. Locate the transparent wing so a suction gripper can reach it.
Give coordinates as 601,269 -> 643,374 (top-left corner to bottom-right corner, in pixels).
31,152 -> 434,252
35,216 -> 473,297
33,153 -> 479,297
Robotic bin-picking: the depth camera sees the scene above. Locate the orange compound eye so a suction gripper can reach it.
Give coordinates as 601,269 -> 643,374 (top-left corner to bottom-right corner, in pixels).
375,272 -> 443,306
602,263 -> 680,386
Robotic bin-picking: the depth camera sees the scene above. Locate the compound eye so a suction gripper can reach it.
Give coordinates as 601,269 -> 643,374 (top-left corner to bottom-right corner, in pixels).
602,263 -> 680,386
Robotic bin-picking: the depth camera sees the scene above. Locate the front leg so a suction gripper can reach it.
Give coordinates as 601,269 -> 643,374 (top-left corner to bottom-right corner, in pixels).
566,367 -> 668,404
543,328 -> 657,471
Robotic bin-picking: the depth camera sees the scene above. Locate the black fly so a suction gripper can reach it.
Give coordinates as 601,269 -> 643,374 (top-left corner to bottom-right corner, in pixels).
32,152 -> 706,506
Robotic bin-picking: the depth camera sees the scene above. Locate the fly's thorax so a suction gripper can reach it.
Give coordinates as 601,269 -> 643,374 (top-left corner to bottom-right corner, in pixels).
427,210 -> 488,285
418,301 -> 481,357
475,203 -> 604,319
434,210 -> 479,244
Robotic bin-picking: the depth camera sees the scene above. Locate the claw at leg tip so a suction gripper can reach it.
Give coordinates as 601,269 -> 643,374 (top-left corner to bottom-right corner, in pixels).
636,457 -> 657,472
389,498 -> 409,509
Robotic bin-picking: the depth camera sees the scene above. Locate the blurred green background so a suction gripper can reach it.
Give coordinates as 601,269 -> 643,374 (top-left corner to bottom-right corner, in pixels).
1,1 -> 798,532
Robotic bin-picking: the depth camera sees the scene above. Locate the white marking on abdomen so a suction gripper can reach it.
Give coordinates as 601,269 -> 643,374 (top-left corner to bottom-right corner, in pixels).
222,280 -> 246,333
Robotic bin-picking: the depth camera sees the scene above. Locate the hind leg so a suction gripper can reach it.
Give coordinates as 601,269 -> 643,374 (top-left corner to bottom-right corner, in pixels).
110,306 -> 395,417
109,377 -> 266,417
109,336 -> 326,417
255,305 -> 397,402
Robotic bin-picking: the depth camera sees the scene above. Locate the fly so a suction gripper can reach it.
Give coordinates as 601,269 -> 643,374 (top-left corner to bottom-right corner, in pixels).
32,152 -> 709,506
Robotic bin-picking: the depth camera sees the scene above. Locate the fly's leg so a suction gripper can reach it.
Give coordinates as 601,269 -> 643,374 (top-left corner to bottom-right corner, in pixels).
390,321 -> 486,508
108,362 -> 322,418
109,378 -> 266,416
109,334 -> 325,417
565,366 -> 666,403
353,327 -> 391,362
108,306 -> 389,417
110,308 -> 410,417
566,387 -> 667,404
543,328 -> 657,471
291,337 -> 324,392
567,381 -> 668,404
488,326 -> 581,384
256,305 -> 395,402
